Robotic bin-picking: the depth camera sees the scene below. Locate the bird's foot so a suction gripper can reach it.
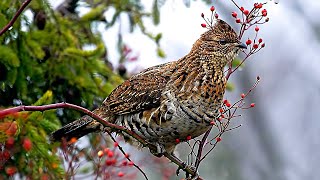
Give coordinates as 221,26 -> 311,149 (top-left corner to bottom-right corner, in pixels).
176,162 -> 197,178
167,153 -> 198,178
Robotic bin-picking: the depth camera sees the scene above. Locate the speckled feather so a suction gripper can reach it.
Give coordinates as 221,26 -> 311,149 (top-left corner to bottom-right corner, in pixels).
50,19 -> 245,154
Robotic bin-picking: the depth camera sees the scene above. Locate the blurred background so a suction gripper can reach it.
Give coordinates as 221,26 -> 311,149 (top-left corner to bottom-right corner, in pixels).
1,0 -> 320,179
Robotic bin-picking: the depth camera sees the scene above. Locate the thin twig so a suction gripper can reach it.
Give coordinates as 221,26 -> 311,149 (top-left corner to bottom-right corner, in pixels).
0,0 -> 32,36
108,133 -> 149,180
194,127 -> 212,172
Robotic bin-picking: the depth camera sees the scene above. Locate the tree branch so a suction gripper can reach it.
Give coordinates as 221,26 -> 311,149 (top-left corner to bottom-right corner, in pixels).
0,102 -> 197,177
0,0 -> 32,36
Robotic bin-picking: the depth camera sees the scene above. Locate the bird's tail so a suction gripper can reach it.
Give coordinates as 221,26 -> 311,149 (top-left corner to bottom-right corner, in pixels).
49,115 -> 103,142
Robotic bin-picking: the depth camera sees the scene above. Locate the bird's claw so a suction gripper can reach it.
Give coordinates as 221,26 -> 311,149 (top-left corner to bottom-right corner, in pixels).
176,162 -> 198,178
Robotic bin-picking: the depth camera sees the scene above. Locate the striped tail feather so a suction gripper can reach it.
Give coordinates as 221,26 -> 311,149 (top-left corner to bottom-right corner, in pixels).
49,115 -> 103,142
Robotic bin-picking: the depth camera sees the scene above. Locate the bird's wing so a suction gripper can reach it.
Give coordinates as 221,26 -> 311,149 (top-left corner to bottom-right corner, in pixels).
102,61 -> 176,115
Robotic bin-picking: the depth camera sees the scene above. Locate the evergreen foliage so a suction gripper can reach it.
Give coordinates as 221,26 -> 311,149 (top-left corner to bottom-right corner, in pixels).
0,0 -> 165,178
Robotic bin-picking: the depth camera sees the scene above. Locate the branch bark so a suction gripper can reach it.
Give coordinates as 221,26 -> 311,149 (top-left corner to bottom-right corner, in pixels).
0,102 -> 197,177
0,0 -> 32,36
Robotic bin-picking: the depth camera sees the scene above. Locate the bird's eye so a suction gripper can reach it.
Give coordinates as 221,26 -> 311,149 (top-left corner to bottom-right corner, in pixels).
219,40 -> 227,45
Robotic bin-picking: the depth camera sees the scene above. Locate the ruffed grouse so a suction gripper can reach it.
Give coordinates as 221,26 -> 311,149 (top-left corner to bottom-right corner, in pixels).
50,19 -> 246,156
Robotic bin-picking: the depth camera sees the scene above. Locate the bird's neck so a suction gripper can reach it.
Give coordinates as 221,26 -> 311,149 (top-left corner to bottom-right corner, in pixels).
177,46 -> 227,77
191,39 -> 230,71
172,48 -> 227,95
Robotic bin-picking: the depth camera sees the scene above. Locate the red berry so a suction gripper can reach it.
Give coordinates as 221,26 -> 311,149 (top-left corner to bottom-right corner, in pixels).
104,148 -> 110,153
250,103 -> 255,107
23,138 -> 32,151
216,137 -> 222,142
218,117 -> 222,121
122,160 -> 128,166
210,121 -> 215,125
258,38 -> 263,43
231,12 -> 237,18
201,13 -> 204,18
175,138 -> 180,143
220,114 -> 225,118
107,151 -> 114,158
255,26 -> 259,32
226,103 -> 231,107
41,174 -> 49,180
201,23 -> 206,28
261,43 -> 265,48
125,153 -> 130,158
69,137 -> 77,144
246,39 -> 252,45
219,108 -> 224,113
223,99 -> 229,104
240,7 -> 244,11
186,135 -> 192,141
210,6 -> 215,12
214,13 -> 219,19
105,160 -> 113,165
3,150 -> 10,160
5,137 -> 15,148
253,44 -> 259,49
118,172 -> 125,177
236,18 -> 241,23
254,3 -> 263,9
114,142 -> 119,147
262,9 -> 267,16
241,93 -> 245,98
5,166 -> 17,176
243,10 -> 249,15
128,161 -> 134,166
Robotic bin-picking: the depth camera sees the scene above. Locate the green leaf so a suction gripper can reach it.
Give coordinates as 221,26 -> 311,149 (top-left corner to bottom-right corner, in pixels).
0,13 -> 7,30
157,47 -> 166,58
152,0 -> 160,25
232,58 -> 244,68
80,5 -> 105,22
0,46 -> 20,67
226,82 -> 235,91
33,90 -> 53,106
155,33 -> 162,44
6,68 -> 17,85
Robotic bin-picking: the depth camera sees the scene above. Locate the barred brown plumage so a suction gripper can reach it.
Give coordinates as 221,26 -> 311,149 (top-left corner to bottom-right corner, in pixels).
50,19 -> 246,157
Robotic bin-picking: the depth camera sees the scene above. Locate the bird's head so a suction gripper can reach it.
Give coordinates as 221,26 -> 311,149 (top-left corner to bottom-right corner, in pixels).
195,19 -> 246,66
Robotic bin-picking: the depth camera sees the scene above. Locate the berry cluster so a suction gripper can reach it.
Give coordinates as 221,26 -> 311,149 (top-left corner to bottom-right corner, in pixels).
0,120 -> 33,177
200,6 -> 219,29
59,138 -> 137,179
229,1 -> 271,56
200,2 -> 270,62
95,142 -> 135,179
231,2 -> 269,37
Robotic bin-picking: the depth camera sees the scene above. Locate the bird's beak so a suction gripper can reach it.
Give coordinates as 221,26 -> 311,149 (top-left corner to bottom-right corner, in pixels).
236,42 -> 247,49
